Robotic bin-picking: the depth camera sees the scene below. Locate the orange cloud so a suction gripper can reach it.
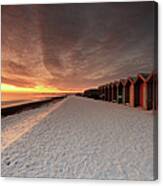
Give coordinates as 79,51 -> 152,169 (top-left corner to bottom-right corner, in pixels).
1,83 -> 81,93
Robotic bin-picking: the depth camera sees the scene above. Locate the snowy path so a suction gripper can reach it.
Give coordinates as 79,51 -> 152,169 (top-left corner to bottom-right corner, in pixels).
1,99 -> 66,150
1,96 -> 155,180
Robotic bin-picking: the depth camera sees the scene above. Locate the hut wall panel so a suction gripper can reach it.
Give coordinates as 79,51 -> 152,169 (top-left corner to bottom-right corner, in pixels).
108,86 -> 112,102
112,85 -> 117,103
117,84 -> 123,103
111,86 -> 114,102
147,81 -> 153,110
143,82 -> 148,110
154,77 -> 158,110
123,82 -> 130,104
153,80 -> 156,110
105,87 -> 109,101
129,84 -> 135,107
122,87 -> 126,104
114,86 -> 117,102
139,83 -> 144,107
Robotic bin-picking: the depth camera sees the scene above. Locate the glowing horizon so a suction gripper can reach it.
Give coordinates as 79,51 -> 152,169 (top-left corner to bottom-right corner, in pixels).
1,83 -> 83,94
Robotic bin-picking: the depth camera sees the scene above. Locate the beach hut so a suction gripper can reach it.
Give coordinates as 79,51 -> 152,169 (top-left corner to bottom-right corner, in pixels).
116,81 -> 123,103
143,73 -> 153,110
98,85 -> 105,100
98,84 -> 113,101
83,88 -> 100,99
134,74 -> 145,108
110,83 -> 113,102
136,72 -> 157,110
148,72 -> 157,110
128,76 -> 137,107
111,82 -> 118,103
104,84 -> 109,101
153,72 -> 158,110
107,83 -> 112,102
120,79 -> 131,105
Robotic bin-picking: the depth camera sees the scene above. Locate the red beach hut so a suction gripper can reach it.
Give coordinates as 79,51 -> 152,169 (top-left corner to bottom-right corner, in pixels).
104,84 -> 109,101
153,72 -> 158,110
98,85 -> 105,100
111,81 -> 118,103
121,79 -> 131,105
136,73 -> 156,110
107,83 -> 112,102
134,74 -> 146,108
116,81 -> 123,103
128,76 -> 137,107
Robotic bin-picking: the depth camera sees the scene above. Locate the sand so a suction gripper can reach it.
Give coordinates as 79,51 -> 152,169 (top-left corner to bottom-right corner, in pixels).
1,96 -> 155,180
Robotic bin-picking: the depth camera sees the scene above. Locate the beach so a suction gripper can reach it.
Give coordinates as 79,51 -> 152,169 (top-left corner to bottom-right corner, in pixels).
1,96 -> 155,180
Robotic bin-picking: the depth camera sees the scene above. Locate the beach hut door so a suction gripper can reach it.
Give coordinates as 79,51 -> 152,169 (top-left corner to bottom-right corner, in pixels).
139,83 -> 144,107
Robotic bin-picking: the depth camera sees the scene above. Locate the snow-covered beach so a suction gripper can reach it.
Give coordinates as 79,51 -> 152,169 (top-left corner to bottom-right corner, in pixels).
1,96 -> 155,180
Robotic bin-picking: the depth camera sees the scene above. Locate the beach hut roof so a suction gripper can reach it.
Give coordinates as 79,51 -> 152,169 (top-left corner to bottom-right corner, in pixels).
128,76 -> 137,83
120,79 -> 128,86
146,72 -> 155,82
114,81 -> 119,86
98,85 -> 105,89
137,73 -> 150,82
105,83 -> 111,88
106,83 -> 111,87
110,82 -> 117,87
139,73 -> 149,79
116,80 -> 123,86
84,88 -> 98,94
109,82 -> 114,87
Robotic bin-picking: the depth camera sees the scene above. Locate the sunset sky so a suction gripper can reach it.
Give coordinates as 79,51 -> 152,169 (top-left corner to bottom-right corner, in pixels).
2,2 -> 155,93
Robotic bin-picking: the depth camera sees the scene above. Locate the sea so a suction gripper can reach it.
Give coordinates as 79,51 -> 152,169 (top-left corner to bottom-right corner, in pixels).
1,92 -> 65,108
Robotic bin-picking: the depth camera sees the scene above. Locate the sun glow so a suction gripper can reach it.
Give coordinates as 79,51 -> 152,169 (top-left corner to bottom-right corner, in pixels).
1,83 -> 78,93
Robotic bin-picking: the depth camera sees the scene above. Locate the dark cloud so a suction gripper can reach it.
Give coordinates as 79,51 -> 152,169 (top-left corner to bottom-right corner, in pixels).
2,2 -> 155,91
2,60 -> 31,76
2,76 -> 36,88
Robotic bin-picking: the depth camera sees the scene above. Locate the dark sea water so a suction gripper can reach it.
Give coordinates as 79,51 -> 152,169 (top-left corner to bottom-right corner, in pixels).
1,92 -> 65,108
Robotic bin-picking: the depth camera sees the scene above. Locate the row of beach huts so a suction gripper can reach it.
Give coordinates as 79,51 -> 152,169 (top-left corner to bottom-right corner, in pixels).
82,72 -> 158,110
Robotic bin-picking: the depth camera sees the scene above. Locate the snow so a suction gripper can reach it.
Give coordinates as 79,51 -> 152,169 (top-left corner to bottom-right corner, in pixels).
1,96 -> 155,180
1,99 -> 66,150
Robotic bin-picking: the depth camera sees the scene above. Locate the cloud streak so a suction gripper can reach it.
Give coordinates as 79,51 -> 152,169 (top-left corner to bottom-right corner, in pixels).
2,2 -> 155,91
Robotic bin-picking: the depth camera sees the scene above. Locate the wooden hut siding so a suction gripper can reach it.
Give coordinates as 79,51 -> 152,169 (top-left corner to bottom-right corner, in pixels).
129,83 -> 135,107
121,80 -> 131,105
139,82 -> 144,107
121,79 -> 127,104
124,81 -> 130,104
147,80 -> 153,110
83,88 -> 100,99
110,83 -> 114,102
98,86 -> 105,100
134,77 -> 145,107
104,86 -> 109,101
146,73 -> 157,110
144,81 -> 152,110
122,86 -> 126,104
112,83 -> 117,103
153,74 -> 158,110
128,77 -> 136,107
107,84 -> 112,102
136,73 -> 155,110
133,73 -> 155,110
96,71 -> 157,110
117,82 -> 123,103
